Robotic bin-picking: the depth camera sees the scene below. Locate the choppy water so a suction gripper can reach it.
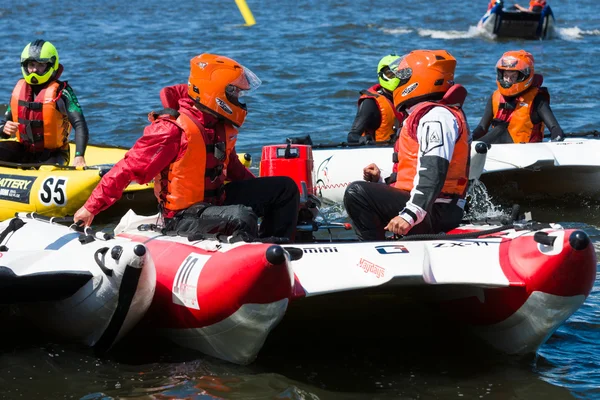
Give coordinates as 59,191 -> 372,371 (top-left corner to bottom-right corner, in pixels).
0,0 -> 599,398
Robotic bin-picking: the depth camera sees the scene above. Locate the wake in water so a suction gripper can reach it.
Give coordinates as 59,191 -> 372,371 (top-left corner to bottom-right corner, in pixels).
555,26 -> 600,40
383,25 -> 600,41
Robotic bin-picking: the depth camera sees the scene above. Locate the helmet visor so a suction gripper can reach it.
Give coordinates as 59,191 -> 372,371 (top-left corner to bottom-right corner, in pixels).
388,56 -> 413,87
231,66 -> 261,97
225,66 -> 261,108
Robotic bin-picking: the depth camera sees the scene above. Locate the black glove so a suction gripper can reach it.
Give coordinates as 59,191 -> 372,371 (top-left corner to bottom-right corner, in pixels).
358,135 -> 374,145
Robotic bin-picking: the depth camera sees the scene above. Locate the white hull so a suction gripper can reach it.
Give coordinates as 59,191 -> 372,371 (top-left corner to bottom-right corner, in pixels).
0,215 -> 156,350
312,138 -> 600,203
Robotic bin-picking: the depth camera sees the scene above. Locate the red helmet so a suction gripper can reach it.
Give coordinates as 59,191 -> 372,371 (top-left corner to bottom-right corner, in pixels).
496,50 -> 534,97
391,49 -> 456,112
187,54 -> 261,127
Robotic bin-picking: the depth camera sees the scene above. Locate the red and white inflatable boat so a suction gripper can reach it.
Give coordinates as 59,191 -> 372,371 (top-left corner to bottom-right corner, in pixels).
109,207 -> 596,363
1,143 -> 596,365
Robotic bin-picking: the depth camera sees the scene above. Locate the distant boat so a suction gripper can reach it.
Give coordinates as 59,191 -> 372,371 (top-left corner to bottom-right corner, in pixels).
477,3 -> 555,40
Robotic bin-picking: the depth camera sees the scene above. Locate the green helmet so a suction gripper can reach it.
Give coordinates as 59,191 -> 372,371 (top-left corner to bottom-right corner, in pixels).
20,39 -> 60,85
377,54 -> 401,92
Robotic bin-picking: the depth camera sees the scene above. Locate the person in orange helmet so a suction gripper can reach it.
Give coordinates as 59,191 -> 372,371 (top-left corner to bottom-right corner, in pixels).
74,54 -> 299,242
472,49 -> 564,144
515,0 -> 546,12
343,50 -> 470,239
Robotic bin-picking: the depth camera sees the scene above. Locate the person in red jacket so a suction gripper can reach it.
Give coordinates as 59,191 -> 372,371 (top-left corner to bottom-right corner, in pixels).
74,53 -> 299,242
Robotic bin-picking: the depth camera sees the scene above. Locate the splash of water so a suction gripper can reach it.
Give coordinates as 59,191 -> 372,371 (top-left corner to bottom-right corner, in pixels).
465,179 -> 507,221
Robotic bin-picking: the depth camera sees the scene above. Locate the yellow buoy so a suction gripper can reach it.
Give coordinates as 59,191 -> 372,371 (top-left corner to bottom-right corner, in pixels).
235,0 -> 256,26
238,152 -> 252,168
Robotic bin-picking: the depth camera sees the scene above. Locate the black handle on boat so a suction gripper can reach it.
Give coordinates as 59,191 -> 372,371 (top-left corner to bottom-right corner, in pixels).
533,231 -> 556,247
94,247 -> 114,276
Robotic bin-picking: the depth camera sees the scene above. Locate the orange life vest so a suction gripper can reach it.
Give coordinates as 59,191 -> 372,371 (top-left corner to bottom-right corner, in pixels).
10,79 -> 71,152
529,0 -> 546,10
153,109 -> 238,213
491,86 -> 548,143
358,84 -> 399,142
393,102 -> 470,198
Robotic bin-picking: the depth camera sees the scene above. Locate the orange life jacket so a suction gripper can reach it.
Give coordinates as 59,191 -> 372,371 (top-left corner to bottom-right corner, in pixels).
529,0 -> 546,10
10,79 -> 71,152
393,102 -> 470,198
152,109 -> 238,213
491,85 -> 548,143
358,84 -> 400,142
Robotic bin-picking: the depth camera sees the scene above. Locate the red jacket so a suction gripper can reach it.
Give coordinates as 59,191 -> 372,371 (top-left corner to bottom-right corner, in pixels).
84,85 -> 254,215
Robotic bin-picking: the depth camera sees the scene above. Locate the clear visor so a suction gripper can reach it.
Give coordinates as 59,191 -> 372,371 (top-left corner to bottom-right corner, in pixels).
230,66 -> 261,97
388,56 -> 413,86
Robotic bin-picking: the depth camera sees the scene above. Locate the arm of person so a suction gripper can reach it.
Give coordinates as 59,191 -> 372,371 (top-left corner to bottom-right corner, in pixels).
226,147 -> 255,181
74,119 -> 181,226
533,94 -> 565,141
514,3 -> 529,11
0,107 -> 18,138
388,107 -> 460,235
59,85 -> 89,167
347,98 -> 381,143
472,95 -> 494,140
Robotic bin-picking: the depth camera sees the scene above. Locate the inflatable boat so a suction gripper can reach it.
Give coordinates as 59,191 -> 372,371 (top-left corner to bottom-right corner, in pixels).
1,143 -> 594,365
0,141 -> 154,221
0,213 -> 156,351
310,136 -> 600,204
1,201 -> 595,363
477,2 -> 555,40
107,206 -> 599,363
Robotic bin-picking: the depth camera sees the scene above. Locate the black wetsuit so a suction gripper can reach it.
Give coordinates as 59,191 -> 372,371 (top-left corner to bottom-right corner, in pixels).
347,89 -> 395,144
0,81 -> 89,165
472,91 -> 564,144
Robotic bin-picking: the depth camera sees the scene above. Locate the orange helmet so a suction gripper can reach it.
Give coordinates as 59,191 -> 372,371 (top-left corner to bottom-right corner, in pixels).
496,50 -> 534,97
187,54 -> 261,127
391,50 -> 456,112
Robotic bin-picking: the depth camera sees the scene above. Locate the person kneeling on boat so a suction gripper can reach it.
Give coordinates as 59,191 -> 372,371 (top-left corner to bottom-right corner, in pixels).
472,49 -> 564,144
344,50 -> 469,240
74,54 -> 299,242
0,39 -> 88,166
346,54 -> 406,144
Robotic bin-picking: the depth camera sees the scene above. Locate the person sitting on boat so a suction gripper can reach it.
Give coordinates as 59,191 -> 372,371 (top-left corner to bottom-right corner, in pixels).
0,39 -> 88,167
472,50 -> 564,144
74,53 -> 299,242
343,50 -> 469,239
514,0 -> 546,12
346,54 -> 406,144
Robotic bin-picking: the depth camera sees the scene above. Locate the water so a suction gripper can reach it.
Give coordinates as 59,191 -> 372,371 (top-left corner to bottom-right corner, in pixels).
0,0 -> 599,398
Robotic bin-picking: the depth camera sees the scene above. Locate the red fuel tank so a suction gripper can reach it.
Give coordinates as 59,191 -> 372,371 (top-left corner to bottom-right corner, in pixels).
259,144 -> 314,196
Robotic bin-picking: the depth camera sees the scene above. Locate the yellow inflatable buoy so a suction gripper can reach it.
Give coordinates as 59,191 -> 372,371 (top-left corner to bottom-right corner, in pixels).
235,0 -> 256,26
238,153 -> 252,168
